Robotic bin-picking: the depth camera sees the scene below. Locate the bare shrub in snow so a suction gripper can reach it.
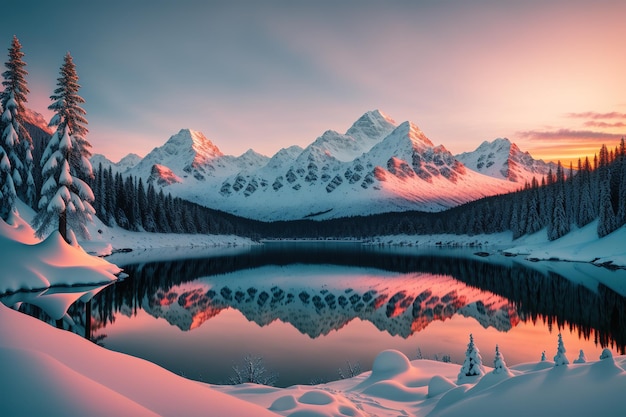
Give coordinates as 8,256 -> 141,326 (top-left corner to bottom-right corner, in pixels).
338,360 -> 362,379
228,354 -> 278,386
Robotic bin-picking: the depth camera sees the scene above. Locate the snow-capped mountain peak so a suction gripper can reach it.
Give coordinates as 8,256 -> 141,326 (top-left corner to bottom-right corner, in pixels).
90,153 -> 141,174
366,121 -> 464,184
236,149 -> 270,169
456,137 -> 557,183
163,128 -> 223,168
345,109 -> 397,146
128,128 -> 227,183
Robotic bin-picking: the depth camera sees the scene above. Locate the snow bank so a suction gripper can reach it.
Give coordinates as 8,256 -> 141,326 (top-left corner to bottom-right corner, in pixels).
0,304 -> 277,417
365,231 -> 514,249
370,221 -> 626,269
0,208 -> 39,244
0,227 -> 120,294
505,221 -> 626,267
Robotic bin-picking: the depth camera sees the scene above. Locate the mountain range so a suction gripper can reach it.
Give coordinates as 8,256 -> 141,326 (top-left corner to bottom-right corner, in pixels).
89,110 -> 557,221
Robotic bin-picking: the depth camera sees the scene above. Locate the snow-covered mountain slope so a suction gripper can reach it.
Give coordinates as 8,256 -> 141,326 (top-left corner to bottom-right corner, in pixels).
126,129 -> 269,185
200,115 -> 521,220
456,138 -> 558,183
300,109 -> 396,163
22,108 -> 53,135
91,153 -> 142,174
108,111 -> 532,221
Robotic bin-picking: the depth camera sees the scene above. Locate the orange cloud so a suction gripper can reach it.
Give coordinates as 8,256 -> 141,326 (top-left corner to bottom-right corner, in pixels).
516,129 -> 625,165
566,112 -> 626,119
583,121 -> 626,128
516,129 -> 624,142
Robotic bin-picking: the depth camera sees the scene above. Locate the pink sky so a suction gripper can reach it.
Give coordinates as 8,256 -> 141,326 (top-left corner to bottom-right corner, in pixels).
4,1 -> 626,165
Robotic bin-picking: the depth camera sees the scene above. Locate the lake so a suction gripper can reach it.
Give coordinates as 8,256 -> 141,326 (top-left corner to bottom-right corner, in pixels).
4,242 -> 626,387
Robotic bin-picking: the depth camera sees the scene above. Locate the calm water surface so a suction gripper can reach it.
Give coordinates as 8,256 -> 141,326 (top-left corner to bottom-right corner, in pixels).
5,242 -> 626,387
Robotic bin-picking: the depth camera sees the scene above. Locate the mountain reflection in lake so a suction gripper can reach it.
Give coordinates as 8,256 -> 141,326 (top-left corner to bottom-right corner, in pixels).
10,243 -> 626,387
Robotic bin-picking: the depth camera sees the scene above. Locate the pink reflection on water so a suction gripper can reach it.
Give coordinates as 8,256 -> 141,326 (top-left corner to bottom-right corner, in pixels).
93,266 -> 621,386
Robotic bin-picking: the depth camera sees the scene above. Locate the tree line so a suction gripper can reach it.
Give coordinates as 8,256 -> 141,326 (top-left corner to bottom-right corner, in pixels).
89,163 -> 253,237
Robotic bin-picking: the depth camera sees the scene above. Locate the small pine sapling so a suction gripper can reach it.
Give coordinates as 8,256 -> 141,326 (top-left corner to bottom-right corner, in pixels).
458,334 -> 485,381
492,345 -> 508,374
553,333 -> 569,366
573,349 -> 586,364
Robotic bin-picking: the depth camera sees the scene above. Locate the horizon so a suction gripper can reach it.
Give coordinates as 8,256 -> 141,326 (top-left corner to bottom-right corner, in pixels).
3,1 -> 626,165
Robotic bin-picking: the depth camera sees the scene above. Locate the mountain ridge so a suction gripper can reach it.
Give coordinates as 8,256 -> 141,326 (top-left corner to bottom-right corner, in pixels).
90,110 -> 551,221
456,137 -> 558,183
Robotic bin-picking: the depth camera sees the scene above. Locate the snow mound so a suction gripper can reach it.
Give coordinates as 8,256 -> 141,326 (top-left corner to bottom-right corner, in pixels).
361,379 -> 422,402
0,210 -> 38,244
269,389 -> 365,417
371,349 -> 412,377
354,350 -> 431,402
428,375 -> 457,398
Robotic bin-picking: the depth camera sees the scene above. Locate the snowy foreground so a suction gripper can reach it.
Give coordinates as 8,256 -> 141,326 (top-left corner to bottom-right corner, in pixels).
2,210 -> 626,416
1,298 -> 626,417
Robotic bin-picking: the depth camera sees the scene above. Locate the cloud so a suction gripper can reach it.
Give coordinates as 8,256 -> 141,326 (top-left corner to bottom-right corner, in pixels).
566,112 -> 626,120
516,128 -> 624,142
583,121 -> 626,128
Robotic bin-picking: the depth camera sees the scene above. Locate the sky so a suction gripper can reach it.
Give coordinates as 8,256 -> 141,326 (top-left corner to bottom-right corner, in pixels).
3,0 -> 626,165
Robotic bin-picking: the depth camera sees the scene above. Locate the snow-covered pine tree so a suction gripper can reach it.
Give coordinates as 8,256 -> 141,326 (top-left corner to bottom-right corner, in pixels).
617,159 -> 626,226
548,185 -> 569,240
553,333 -> 569,366
0,146 -> 15,219
458,334 -> 485,381
0,36 -> 35,211
577,174 -> 593,227
492,344 -> 508,374
597,168 -> 618,237
33,53 -> 94,243
573,349 -> 586,364
524,190 -> 542,235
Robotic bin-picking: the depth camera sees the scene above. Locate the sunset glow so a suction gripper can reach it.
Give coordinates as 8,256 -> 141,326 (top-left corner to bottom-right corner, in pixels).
2,1 -> 625,162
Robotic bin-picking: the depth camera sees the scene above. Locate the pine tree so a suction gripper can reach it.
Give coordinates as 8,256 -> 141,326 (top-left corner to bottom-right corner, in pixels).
33,53 -> 94,243
573,349 -> 586,364
458,334 -> 485,381
0,146 -> 15,219
524,191 -> 542,235
0,36 -> 35,213
492,345 -> 508,374
548,186 -> 569,240
617,160 -> 626,226
577,173 -> 595,227
553,333 -> 569,366
598,169 -> 618,237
